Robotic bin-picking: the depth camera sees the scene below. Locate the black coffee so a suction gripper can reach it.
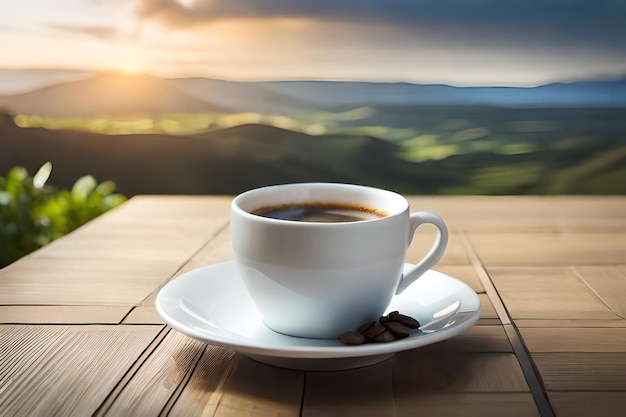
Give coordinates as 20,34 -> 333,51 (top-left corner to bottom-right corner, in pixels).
252,202 -> 388,223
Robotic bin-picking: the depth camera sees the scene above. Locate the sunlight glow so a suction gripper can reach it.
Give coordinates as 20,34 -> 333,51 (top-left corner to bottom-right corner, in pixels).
115,60 -> 146,75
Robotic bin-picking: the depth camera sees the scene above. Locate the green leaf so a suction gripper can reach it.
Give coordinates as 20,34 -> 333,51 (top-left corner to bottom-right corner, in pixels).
0,166 -> 126,268
95,180 -> 116,196
33,162 -> 53,189
102,194 -> 127,208
0,191 -> 12,205
6,166 -> 28,196
71,175 -> 97,200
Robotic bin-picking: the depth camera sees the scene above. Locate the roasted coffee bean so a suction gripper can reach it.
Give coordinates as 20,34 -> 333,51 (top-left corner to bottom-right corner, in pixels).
382,321 -> 412,338
379,311 -> 397,324
339,331 -> 366,345
387,311 -> 400,320
338,311 -> 421,345
357,321 -> 377,334
373,330 -> 396,342
392,313 -> 421,329
361,322 -> 386,338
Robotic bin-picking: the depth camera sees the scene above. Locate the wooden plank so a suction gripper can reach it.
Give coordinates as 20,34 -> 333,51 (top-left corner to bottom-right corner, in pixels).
575,265 -> 626,318
548,392 -> 626,417
476,318 -> 502,325
395,393 -> 540,417
212,356 -> 304,417
515,319 -> 626,328
520,328 -> 626,353
406,196 -> 626,232
0,325 -> 161,417
30,234 -> 205,262
478,293 -> 498,319
174,222 -> 234,275
469,233 -> 626,266
422,325 -> 513,353
0,258 -> 180,305
433,265 -> 484,293
26,195 -> 231,263
167,346 -> 239,417
75,196 -> 231,235
0,305 -> 130,324
533,353 -> 626,391
302,360 -> 395,417
103,330 -> 206,416
392,351 -> 529,393
96,195 -> 232,225
140,222 -> 232,307
407,231 -> 470,265
486,267 -> 619,320
122,307 -> 165,324
463,238 -> 558,416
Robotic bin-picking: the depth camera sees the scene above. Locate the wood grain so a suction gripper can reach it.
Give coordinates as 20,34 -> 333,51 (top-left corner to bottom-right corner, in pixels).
2,195 -> 625,417
167,345 -> 238,417
176,223 -> 235,273
122,307 -> 165,324
0,325 -> 161,417
406,231 -> 470,265
28,195 -> 230,262
303,360 -> 394,417
406,196 -> 626,232
395,393 -> 540,417
421,325 -> 513,353
478,293 -> 498,319
533,353 -> 626,391
433,265 -> 484,293
0,258 -> 180,305
486,267 -> 620,320
0,305 -> 130,324
469,233 -> 626,266
392,351 -> 529,393
139,222 -> 232,308
548,392 -> 626,417
515,319 -> 626,328
575,265 -> 626,318
103,330 -> 206,416
77,195 -> 231,235
520,328 -> 626,352
212,356 -> 304,417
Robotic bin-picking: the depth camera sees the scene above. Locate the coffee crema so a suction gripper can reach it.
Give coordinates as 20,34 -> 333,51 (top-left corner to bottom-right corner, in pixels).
252,202 -> 389,223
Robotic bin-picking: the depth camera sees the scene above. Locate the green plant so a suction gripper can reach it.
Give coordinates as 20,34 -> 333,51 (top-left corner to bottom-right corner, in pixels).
0,162 -> 127,268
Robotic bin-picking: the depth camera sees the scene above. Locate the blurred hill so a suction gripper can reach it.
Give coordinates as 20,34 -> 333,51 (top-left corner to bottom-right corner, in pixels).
0,115 -> 435,195
1,72 -> 626,118
1,112 -> 625,195
1,71 -> 625,195
0,73 -> 222,118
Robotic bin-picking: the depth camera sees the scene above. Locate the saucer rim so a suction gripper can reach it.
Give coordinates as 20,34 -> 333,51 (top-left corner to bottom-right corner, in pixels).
156,261 -> 481,360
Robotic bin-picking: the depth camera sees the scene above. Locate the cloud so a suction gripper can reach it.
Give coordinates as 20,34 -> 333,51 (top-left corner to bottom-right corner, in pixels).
46,24 -> 138,43
129,0 -> 626,84
48,24 -> 120,39
135,0 -> 626,27
134,1 -> 626,59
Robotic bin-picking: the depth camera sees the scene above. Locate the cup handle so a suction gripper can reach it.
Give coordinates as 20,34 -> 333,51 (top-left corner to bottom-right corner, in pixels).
395,211 -> 449,295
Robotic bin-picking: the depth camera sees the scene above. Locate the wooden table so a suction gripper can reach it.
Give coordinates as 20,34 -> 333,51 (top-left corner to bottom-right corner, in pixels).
1,195 -> 625,417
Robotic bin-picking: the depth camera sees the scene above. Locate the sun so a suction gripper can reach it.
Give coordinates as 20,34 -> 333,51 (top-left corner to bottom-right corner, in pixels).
116,60 -> 146,75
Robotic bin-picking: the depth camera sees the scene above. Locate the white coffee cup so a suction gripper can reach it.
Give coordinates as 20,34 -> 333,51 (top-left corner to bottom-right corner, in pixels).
231,182 -> 448,339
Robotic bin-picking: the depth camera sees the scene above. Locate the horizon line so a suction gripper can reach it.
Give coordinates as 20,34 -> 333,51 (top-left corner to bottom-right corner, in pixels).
1,66 -> 626,90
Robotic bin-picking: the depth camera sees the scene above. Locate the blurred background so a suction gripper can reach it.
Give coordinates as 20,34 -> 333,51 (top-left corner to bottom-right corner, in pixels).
1,0 -> 625,197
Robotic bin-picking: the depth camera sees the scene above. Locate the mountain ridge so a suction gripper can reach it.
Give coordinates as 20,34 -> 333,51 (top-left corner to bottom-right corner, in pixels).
2,110 -> 625,195
1,72 -> 625,118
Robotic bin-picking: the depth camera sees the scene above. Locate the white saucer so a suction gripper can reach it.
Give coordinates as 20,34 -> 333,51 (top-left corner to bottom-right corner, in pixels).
156,261 -> 481,371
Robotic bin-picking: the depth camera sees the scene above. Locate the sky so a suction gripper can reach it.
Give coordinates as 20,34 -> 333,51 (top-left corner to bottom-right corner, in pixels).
1,0 -> 626,87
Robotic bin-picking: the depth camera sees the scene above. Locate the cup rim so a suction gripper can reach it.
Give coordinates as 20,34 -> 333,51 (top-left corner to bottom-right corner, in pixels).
231,182 -> 409,226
